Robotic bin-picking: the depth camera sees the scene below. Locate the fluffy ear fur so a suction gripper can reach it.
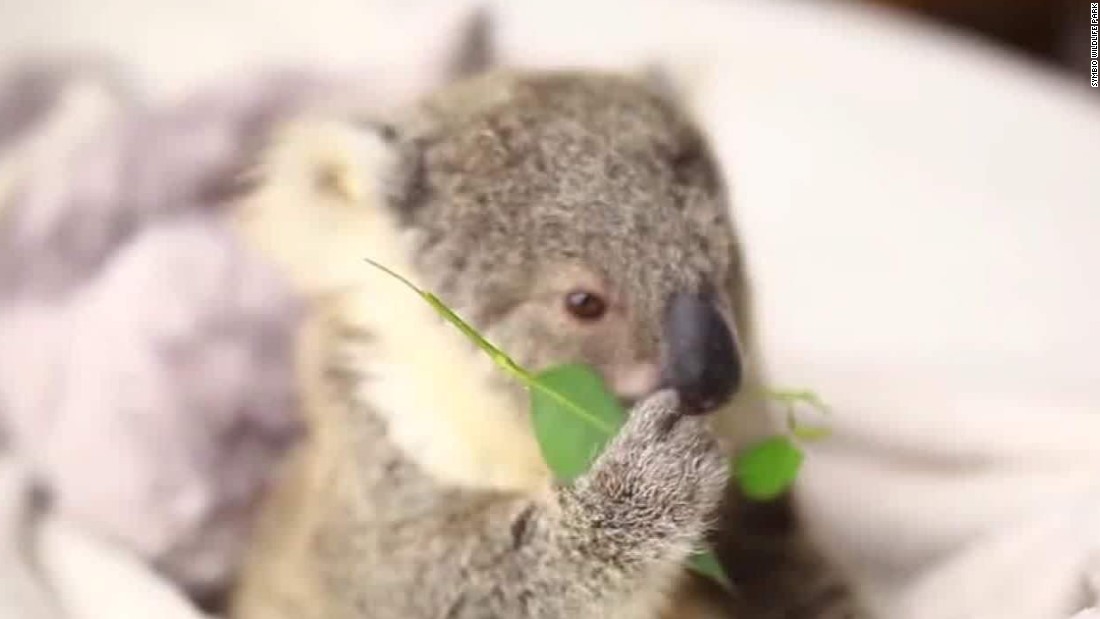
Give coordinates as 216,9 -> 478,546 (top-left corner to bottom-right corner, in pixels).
638,63 -> 685,106
232,116 -> 404,296
446,6 -> 497,81
636,60 -> 710,120
231,114 -> 551,494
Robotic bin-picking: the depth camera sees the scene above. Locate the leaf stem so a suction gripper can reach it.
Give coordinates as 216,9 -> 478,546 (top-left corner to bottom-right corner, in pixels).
365,258 -> 614,435
365,258 -> 731,588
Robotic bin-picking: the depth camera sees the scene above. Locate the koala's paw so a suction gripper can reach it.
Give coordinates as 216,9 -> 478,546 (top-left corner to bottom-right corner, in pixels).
577,389 -> 728,552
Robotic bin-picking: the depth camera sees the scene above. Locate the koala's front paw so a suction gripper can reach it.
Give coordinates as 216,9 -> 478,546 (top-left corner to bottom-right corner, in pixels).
576,390 -> 728,554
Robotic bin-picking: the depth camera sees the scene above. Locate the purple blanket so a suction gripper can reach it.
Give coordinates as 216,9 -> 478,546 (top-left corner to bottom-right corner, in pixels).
0,58 -> 355,598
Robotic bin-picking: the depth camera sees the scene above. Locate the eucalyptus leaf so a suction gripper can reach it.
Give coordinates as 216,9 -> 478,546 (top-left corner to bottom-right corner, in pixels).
790,424 -> 832,442
687,551 -> 733,591
767,388 -> 831,414
783,409 -> 832,443
365,258 -> 528,383
734,436 -> 804,501
364,258 -> 785,591
530,364 -> 624,483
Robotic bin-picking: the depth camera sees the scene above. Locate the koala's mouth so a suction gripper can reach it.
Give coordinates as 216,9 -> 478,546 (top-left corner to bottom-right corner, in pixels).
608,362 -> 661,413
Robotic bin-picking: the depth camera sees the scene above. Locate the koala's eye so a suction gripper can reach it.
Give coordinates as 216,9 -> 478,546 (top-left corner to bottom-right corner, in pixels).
564,290 -> 608,321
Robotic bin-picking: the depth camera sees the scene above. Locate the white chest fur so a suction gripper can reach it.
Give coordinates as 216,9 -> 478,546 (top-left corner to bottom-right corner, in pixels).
235,116 -> 550,494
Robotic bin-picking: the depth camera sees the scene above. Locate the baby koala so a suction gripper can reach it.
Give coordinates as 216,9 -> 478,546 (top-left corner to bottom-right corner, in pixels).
230,69 -> 860,619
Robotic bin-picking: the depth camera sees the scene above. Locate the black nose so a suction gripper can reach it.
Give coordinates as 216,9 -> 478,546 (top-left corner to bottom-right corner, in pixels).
659,292 -> 743,415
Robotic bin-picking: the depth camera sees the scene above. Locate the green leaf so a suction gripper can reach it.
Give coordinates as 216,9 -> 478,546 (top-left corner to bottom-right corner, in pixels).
766,388 -> 831,415
784,408 -> 833,442
734,436 -> 804,501
790,424 -> 832,442
529,364 -> 625,483
364,258 -> 529,383
687,551 -> 733,591
363,258 -> 770,591
772,387 -> 833,444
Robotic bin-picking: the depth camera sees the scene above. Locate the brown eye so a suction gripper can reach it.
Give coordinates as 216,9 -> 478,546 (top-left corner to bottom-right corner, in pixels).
564,290 -> 607,321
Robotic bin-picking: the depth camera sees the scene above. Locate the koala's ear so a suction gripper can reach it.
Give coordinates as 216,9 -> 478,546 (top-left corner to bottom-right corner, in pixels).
639,64 -> 683,105
445,5 -> 497,82
233,115 -> 415,295
637,60 -> 708,112
249,114 -> 401,211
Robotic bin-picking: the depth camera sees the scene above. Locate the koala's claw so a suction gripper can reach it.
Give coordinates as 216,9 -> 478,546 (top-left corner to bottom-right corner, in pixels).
578,389 -> 728,548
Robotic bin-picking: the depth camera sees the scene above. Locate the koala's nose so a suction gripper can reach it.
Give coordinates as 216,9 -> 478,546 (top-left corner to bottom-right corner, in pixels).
659,292 -> 742,415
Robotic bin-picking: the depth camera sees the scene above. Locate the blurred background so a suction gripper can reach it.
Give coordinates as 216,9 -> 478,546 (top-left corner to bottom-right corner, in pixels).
867,0 -> 1087,74
0,1 -> 1098,618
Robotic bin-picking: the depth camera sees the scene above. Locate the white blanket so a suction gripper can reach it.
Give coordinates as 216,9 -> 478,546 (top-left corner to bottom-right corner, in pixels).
0,454 -> 207,619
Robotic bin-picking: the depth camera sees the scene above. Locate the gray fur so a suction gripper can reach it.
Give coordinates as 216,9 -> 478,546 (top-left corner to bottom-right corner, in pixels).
233,70 -> 863,618
386,71 -> 741,380
321,370 -> 724,618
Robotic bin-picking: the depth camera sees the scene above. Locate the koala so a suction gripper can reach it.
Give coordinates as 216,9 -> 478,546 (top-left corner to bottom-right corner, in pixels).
229,69 -> 862,618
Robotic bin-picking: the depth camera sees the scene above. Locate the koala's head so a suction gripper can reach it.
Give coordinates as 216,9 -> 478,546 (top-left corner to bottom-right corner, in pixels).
376,70 -> 749,413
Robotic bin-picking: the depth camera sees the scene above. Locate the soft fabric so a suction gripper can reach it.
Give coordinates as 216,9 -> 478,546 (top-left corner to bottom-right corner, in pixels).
0,453 -> 208,619
0,453 -> 61,619
0,59 -> 316,597
0,11 -> 483,612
